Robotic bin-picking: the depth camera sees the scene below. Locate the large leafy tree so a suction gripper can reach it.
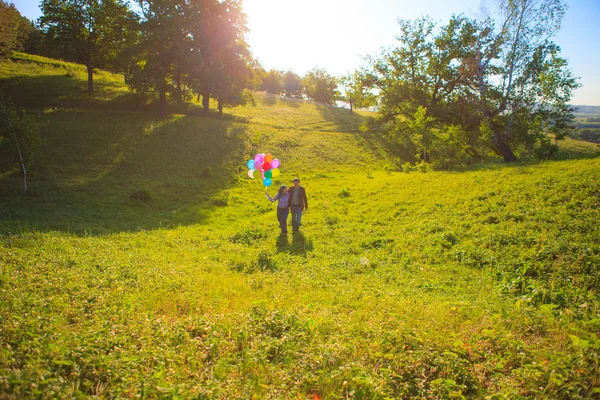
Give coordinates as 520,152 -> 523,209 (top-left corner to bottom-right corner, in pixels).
302,68 -> 338,105
132,0 -> 187,116
367,0 -> 578,164
367,16 -> 481,162
40,0 -> 137,93
186,0 -> 250,114
463,0 -> 579,161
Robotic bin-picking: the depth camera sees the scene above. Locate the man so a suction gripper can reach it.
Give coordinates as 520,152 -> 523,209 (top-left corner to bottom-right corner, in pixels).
287,177 -> 308,232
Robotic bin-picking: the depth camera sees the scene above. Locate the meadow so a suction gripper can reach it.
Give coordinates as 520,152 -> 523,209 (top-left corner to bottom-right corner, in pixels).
1,53 -> 599,399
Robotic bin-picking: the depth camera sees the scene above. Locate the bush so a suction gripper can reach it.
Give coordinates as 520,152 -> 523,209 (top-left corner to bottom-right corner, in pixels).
210,192 -> 229,207
230,228 -> 267,245
534,138 -> 558,160
130,190 -> 151,203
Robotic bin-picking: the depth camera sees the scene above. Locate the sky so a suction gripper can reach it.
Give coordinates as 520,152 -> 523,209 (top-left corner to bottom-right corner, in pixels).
11,0 -> 600,105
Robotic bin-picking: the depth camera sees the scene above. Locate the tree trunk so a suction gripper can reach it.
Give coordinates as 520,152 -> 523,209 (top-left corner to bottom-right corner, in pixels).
159,87 -> 167,118
86,64 -> 94,93
197,93 -> 201,103
175,72 -> 182,101
6,117 -> 27,194
202,91 -> 210,114
349,101 -> 353,114
493,132 -> 518,162
16,143 -> 27,194
218,99 -> 223,116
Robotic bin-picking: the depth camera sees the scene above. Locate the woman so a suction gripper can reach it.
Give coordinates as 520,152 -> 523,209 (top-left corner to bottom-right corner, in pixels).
266,185 -> 290,234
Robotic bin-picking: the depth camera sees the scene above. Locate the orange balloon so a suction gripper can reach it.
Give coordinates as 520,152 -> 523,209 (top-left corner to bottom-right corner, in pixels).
264,154 -> 273,163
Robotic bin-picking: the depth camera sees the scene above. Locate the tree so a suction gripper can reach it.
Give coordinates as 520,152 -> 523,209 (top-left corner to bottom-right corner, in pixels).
283,71 -> 302,97
0,92 -> 40,194
131,0 -> 187,116
463,0 -> 579,161
186,0 -> 251,114
40,0 -> 137,93
260,69 -> 283,94
366,1 -> 578,165
338,71 -> 375,114
0,1 -> 19,55
366,16 -> 484,163
302,68 -> 338,105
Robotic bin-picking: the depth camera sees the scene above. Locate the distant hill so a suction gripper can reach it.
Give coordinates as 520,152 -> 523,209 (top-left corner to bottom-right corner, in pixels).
574,105 -> 600,115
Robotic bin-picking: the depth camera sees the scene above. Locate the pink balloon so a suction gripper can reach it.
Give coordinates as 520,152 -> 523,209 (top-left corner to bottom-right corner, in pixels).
261,170 -> 265,179
271,159 -> 280,169
254,161 -> 263,171
254,154 -> 264,164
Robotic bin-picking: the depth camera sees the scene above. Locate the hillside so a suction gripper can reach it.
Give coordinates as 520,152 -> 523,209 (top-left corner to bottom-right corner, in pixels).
1,54 -> 600,398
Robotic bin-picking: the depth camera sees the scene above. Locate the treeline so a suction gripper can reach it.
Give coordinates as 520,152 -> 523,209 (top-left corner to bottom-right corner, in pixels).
1,0 -> 355,117
2,0 -> 582,167
0,1 -> 41,55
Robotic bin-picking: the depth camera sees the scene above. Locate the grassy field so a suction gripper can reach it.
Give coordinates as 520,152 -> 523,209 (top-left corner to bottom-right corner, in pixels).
1,54 -> 600,399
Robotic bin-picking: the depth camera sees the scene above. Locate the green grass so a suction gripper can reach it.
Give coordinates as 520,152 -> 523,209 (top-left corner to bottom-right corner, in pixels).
1,54 -> 599,398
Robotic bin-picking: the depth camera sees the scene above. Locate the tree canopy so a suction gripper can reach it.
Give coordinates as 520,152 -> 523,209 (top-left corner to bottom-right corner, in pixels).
302,68 -> 338,105
365,0 -> 579,165
40,0 -> 137,92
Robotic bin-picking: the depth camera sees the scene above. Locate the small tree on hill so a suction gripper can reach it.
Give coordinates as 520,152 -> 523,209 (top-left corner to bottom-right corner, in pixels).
339,71 -> 375,114
260,69 -> 283,94
0,92 -> 40,194
302,68 -> 338,105
283,71 -> 302,97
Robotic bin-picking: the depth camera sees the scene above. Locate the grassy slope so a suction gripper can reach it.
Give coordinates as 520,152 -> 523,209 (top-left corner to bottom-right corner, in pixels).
1,54 -> 599,398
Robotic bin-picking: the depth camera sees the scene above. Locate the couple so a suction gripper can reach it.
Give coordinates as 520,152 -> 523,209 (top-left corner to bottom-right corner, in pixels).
266,177 -> 308,234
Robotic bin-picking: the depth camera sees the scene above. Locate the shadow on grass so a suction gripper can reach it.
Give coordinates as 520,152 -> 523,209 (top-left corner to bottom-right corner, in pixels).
276,231 -> 313,256
0,74 -> 150,111
0,109 -> 250,236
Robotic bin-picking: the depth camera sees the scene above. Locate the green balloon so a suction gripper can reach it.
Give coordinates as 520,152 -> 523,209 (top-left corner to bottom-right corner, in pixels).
264,170 -> 273,179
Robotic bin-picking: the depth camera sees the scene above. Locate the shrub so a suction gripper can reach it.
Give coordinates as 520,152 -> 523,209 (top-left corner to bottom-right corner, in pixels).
230,228 -> 267,245
534,137 -> 558,160
130,190 -> 151,202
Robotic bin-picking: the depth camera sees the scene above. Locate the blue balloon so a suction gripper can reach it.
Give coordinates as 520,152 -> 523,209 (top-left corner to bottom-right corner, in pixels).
247,159 -> 255,169
263,178 -> 273,187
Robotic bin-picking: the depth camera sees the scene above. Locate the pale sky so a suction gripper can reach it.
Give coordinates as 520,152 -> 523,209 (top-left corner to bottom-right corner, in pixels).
11,0 -> 600,105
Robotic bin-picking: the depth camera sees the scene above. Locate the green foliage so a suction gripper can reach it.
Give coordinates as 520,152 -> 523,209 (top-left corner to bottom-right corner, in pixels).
39,0 -> 138,92
302,67 -> 339,105
338,71 -> 375,113
283,70 -> 302,97
534,137 -> 558,160
366,1 -> 579,164
260,69 -> 283,94
0,1 -> 19,55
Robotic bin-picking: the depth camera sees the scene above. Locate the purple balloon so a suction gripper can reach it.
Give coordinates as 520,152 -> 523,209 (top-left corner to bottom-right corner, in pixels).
271,159 -> 280,169
254,154 -> 264,164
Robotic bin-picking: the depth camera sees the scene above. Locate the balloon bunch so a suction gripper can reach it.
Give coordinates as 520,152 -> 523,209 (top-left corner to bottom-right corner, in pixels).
246,153 -> 280,187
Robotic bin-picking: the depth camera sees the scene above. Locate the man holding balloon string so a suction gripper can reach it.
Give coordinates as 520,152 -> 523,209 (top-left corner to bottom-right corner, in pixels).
287,177 -> 308,233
